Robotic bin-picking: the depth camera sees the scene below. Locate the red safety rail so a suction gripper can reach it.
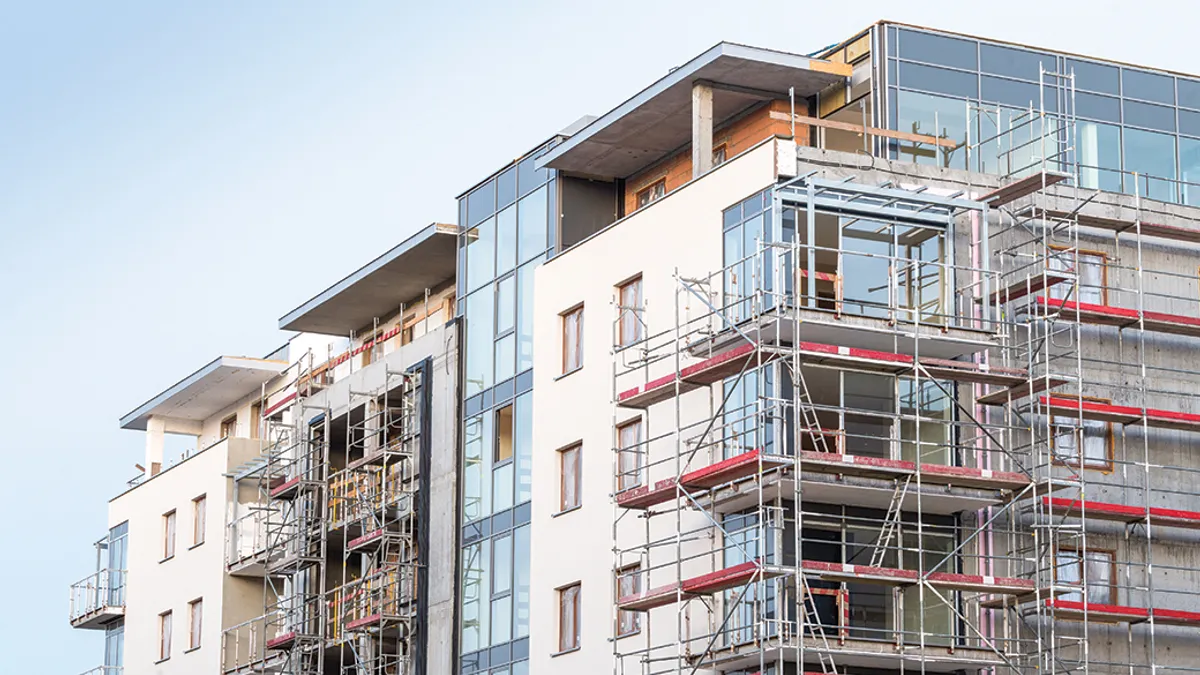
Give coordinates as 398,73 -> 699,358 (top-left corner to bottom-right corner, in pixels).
266,631 -> 297,650
616,560 -> 782,612
1042,497 -> 1200,530
269,476 -> 301,500
1047,599 -> 1200,627
262,391 -> 297,418
1044,210 -> 1200,245
619,341 -> 1033,409
348,529 -> 384,551
801,560 -> 1034,595
615,449 -> 791,510
797,451 -> 1031,491
1037,297 -> 1200,338
1040,395 -> 1200,432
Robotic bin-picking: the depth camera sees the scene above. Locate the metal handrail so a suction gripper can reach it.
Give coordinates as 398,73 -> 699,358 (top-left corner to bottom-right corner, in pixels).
78,667 -> 122,675
69,568 -> 126,621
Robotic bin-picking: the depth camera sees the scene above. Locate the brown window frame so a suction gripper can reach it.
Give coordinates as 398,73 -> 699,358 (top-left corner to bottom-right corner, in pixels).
561,305 -> 584,374
159,610 -> 173,661
163,510 -> 177,560
192,495 -> 207,547
1048,244 -> 1109,305
616,418 -> 644,492
1049,394 -> 1115,473
712,144 -> 728,167
557,582 -> 581,653
188,597 -> 203,650
1055,546 -> 1117,605
220,414 -> 238,440
616,564 -> 642,637
617,275 -> 644,348
636,179 -> 666,209
559,443 -> 581,512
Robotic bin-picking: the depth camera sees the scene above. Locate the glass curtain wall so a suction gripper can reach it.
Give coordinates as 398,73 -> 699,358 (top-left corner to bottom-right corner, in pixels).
884,24 -> 1200,204
457,141 -> 557,675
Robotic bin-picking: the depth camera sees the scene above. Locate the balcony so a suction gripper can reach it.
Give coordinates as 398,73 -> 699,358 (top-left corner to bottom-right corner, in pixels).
226,508 -> 269,577
78,668 -> 122,675
69,569 -> 125,629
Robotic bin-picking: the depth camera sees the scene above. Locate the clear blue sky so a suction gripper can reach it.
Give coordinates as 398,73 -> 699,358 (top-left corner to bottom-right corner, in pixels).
0,1 -> 1191,671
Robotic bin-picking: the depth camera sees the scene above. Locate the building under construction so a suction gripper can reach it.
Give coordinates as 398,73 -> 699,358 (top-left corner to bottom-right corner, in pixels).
68,21 -> 1200,675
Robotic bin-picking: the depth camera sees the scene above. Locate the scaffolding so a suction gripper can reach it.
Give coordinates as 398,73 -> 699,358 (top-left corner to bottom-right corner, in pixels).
610,66 -> 1200,675
221,343 -> 424,675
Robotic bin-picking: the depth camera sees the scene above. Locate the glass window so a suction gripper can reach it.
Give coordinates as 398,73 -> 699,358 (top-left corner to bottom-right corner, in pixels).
159,611 -> 172,660
894,90 -> 969,169
1123,100 -> 1175,132
464,289 -> 495,397
1057,549 -> 1115,603
1052,406 -> 1112,470
617,276 -> 643,347
1179,79 -> 1200,110
898,29 -> 977,70
897,62 -> 976,98
493,534 -> 513,594
518,149 -> 549,197
1122,68 -> 1174,104
163,511 -> 176,559
980,44 -> 1052,81
560,444 -> 581,511
514,525 -> 530,638
495,405 -> 514,463
104,622 -> 124,667
188,598 -> 202,649
468,180 -> 497,228
1077,122 -> 1122,193
491,594 -> 512,644
495,334 -> 516,383
616,419 -> 643,491
496,276 -> 515,335
617,565 -> 641,636
1180,109 -> 1200,137
1180,137 -> 1200,206
516,262 -> 536,373
1076,92 -> 1121,123
514,392 -> 532,503
517,185 -> 549,263
496,205 -> 517,276
561,306 -> 583,373
1067,59 -> 1119,94
1048,249 -> 1106,305
465,217 -> 496,293
637,179 -> 666,208
463,413 -> 492,522
558,583 -> 581,652
461,539 -> 491,652
1123,127 -> 1178,202
192,495 -> 206,546
981,75 -> 1055,112
493,458 -> 514,511
497,166 -> 517,210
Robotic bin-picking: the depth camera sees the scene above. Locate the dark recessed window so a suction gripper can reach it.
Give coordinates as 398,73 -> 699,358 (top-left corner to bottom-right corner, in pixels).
1066,59 -> 1120,95
898,61 -> 977,98
1122,68 -> 1174,104
898,29 -> 977,70
980,44 -> 1052,82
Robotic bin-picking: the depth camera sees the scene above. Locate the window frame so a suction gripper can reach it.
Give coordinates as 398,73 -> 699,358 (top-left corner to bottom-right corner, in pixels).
1049,395 -> 1115,473
636,179 -> 666,209
616,564 -> 642,637
1055,546 -> 1117,605
558,443 -> 582,513
158,610 -> 173,662
561,305 -> 584,375
712,144 -> 728,167
616,418 -> 644,492
616,275 -> 644,348
1048,244 -> 1109,305
219,414 -> 238,439
188,598 -> 203,650
162,510 -> 177,560
191,495 -> 206,547
557,582 -> 581,653
495,403 -> 514,464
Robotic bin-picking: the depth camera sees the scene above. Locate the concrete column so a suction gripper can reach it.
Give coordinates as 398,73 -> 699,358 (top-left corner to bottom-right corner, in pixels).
146,416 -> 165,476
692,82 -> 714,178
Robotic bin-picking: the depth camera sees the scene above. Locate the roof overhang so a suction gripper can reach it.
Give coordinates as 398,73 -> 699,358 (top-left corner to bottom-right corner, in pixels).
539,42 -> 850,178
120,356 -> 288,431
278,223 -> 458,335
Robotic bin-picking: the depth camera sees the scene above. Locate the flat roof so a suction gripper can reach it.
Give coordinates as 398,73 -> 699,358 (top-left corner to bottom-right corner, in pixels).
539,42 -> 850,178
278,223 -> 457,335
120,356 -> 288,431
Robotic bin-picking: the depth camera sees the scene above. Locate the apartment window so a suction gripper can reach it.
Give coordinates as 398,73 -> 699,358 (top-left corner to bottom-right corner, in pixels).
636,179 -> 666,208
1051,397 -> 1113,471
558,582 -> 581,653
159,611 -> 172,661
163,510 -> 176,560
220,414 -> 237,439
616,419 -> 644,491
1048,246 -> 1107,304
617,276 -> 644,347
192,495 -> 206,547
496,404 -> 514,463
713,144 -> 728,167
616,564 -> 641,637
1056,548 -> 1116,604
562,306 -> 584,374
188,598 -> 203,650
559,444 -> 581,512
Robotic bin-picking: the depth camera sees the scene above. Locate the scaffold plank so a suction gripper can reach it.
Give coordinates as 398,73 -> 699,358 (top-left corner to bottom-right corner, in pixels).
1036,297 -> 1200,338
978,376 -> 1069,406
797,451 -> 1030,491
987,272 -> 1071,304
616,582 -> 687,611
616,343 -> 783,408
265,631 -> 297,650
1040,395 -> 1200,432
615,478 -> 680,510
615,450 -> 791,510
980,171 -> 1070,207
1042,497 -> 1200,530
269,476 -> 301,500
1044,210 -> 1200,244
681,560 -> 781,595
801,560 -> 1034,594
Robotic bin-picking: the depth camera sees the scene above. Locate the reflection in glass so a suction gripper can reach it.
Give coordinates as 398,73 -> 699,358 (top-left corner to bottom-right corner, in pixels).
463,414 -> 492,522
1122,68 -> 1174,105
516,263 -> 535,373
980,44 -> 1052,81
460,538 -> 491,651
464,290 -> 495,397
1180,138 -> 1200,206
465,217 -> 496,293
898,29 -> 977,70
497,167 -> 517,210
513,525 -> 530,638
514,392 -> 532,503
894,90 -> 968,169
496,276 -> 515,335
517,185 -> 548,263
898,62 -> 977,98
1123,127 -> 1178,203
467,180 -> 496,228
496,205 -> 517,276
899,378 -> 952,465
494,334 -> 515,383
1077,122 -> 1122,193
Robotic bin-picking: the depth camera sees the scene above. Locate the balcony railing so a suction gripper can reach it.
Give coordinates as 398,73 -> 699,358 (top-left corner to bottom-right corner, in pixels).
69,569 -> 126,628
226,509 -> 268,569
79,667 -> 122,675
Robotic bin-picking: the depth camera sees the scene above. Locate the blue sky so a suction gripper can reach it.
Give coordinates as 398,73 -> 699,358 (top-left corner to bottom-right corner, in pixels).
0,1 -> 1193,671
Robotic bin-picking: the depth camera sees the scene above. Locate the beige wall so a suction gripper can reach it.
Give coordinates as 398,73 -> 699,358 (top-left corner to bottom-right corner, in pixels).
530,140 -> 782,674
108,437 -> 263,675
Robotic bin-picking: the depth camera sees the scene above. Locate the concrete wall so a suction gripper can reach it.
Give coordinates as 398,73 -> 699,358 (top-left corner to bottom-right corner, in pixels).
531,139 -> 782,675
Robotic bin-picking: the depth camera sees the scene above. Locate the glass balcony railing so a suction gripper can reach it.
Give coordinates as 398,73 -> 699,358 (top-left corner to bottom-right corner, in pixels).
78,668 -> 122,675
226,509 -> 268,568
69,569 -> 126,626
